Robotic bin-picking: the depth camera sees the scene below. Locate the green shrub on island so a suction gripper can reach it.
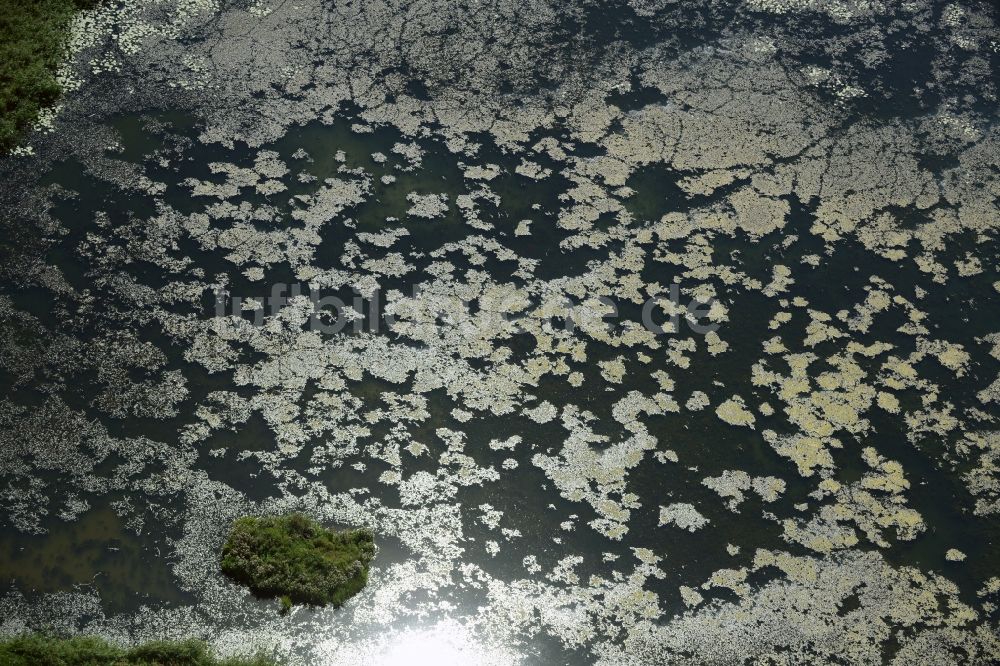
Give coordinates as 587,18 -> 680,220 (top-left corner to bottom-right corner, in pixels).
0,0 -> 99,152
221,513 -> 375,609
0,634 -> 276,665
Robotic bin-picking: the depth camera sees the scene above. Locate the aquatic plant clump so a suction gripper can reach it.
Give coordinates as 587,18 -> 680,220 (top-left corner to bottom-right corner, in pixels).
220,514 -> 375,608
0,634 -> 277,665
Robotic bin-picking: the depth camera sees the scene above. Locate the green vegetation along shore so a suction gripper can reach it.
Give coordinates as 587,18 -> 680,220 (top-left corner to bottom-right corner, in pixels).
221,514 -> 375,611
0,0 -> 96,151
0,634 -> 277,665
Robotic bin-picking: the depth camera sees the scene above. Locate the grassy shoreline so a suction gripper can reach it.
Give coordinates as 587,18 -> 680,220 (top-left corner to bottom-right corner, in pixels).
0,634 -> 277,665
0,0 -> 95,152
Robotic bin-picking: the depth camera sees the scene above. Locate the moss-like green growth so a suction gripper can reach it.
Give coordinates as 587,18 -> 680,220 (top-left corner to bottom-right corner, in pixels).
0,0 -> 97,152
0,634 -> 277,665
221,514 -> 375,609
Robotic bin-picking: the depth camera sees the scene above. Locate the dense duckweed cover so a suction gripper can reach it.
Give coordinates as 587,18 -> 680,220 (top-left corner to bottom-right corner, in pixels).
0,0 -> 95,151
221,514 -> 375,608
0,634 -> 277,665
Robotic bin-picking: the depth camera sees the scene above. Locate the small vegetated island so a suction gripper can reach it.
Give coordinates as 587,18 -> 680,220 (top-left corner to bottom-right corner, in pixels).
221,513 -> 375,613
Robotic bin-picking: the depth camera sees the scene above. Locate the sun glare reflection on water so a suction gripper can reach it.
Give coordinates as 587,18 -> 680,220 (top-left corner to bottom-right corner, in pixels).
379,628 -> 475,666
322,620 -> 518,666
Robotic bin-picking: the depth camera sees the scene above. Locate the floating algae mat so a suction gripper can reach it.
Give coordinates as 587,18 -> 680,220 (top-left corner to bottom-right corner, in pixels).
0,0 -> 999,664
